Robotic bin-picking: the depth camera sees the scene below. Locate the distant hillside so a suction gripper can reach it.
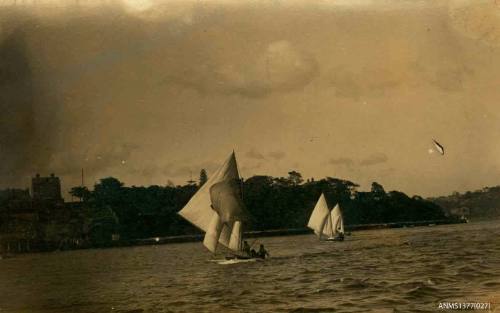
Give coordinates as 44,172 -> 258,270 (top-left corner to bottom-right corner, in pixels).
429,186 -> 500,219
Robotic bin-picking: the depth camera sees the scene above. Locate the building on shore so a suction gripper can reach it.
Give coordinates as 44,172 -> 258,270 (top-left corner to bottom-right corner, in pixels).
0,174 -> 87,254
32,173 -> 63,202
0,188 -> 37,253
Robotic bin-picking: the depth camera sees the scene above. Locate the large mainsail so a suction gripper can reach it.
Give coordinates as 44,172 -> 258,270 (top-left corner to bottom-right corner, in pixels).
178,152 -> 247,253
307,193 -> 331,238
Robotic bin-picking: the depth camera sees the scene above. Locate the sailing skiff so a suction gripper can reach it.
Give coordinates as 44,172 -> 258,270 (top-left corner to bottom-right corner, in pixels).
307,193 -> 345,241
178,152 -> 261,262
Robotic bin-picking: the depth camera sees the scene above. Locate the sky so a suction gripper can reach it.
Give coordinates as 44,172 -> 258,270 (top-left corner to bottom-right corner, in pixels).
1,0 -> 500,198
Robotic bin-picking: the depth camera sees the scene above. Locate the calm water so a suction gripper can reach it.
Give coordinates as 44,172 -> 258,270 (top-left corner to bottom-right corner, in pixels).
1,221 -> 499,313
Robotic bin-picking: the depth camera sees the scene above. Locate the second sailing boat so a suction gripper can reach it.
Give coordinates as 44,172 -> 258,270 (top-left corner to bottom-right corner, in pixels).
307,193 -> 345,241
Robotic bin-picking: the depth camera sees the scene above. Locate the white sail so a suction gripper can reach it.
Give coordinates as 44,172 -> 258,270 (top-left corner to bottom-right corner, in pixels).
203,213 -> 224,253
228,221 -> 242,251
323,214 -> 334,238
331,204 -> 344,234
178,152 -> 247,253
307,193 -> 331,239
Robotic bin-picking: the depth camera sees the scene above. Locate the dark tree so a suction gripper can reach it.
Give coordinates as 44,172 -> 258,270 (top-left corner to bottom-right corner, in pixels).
94,177 -> 124,194
371,182 -> 386,195
69,186 -> 90,202
199,169 -> 208,187
287,171 -> 303,186
93,177 -> 124,207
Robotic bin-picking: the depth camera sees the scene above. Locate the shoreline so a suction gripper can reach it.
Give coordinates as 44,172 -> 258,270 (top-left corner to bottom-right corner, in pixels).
132,218 -> 467,246
1,218 -> 467,255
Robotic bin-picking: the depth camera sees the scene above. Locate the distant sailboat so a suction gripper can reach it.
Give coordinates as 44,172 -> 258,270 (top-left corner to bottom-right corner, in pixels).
330,204 -> 344,238
178,152 -> 258,262
307,193 -> 345,241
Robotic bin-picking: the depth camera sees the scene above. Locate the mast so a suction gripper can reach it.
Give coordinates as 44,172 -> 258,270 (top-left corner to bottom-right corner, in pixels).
234,151 -> 245,250
329,209 -> 335,238
234,150 -> 244,201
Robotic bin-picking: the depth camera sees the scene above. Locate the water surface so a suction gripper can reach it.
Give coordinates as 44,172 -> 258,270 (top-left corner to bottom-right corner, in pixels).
1,221 -> 499,313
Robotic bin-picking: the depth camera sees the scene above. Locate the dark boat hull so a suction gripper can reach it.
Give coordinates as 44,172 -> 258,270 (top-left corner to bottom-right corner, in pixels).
325,237 -> 344,242
225,254 -> 266,260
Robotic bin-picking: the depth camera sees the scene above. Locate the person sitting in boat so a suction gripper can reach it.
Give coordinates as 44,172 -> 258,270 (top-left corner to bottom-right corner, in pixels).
257,244 -> 270,259
336,232 -> 345,241
242,241 -> 251,256
250,248 -> 257,258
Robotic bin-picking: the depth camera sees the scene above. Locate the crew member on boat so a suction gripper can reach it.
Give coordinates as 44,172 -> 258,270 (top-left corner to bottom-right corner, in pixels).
257,244 -> 270,259
243,241 -> 251,256
336,232 -> 345,241
250,248 -> 257,257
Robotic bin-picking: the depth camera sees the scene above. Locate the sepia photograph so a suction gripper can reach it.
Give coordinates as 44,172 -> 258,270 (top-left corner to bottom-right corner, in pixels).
0,0 -> 499,312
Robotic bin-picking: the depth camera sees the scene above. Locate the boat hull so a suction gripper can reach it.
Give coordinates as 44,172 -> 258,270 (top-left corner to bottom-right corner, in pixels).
325,237 -> 344,242
225,254 -> 266,260
217,258 -> 260,265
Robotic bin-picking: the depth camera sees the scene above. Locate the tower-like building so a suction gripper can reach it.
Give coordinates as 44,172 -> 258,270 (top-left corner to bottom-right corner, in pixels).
31,173 -> 63,202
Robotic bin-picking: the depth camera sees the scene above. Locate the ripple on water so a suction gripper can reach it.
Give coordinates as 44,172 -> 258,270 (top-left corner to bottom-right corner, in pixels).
288,307 -> 337,313
481,280 -> 500,288
1,221 -> 499,313
313,287 -> 336,294
456,264 -> 494,279
404,285 -> 442,301
341,277 -> 373,289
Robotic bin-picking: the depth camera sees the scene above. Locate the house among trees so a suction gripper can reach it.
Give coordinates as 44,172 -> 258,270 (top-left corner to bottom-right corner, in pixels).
0,173 -> 86,254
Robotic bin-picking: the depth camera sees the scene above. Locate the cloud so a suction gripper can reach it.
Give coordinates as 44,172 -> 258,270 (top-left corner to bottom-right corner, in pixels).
240,163 -> 263,173
121,0 -> 200,25
47,143 -> 140,176
268,151 -> 286,160
159,161 -> 220,180
448,1 -> 500,48
329,61 -> 471,97
328,154 -> 388,167
245,148 -> 265,160
359,153 -> 389,166
328,66 -> 401,99
329,157 -> 354,167
169,40 -> 319,98
123,158 -> 221,184
324,12 -> 479,98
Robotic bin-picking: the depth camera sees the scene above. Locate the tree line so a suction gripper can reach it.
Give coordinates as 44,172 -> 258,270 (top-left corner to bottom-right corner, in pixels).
70,170 -> 448,244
